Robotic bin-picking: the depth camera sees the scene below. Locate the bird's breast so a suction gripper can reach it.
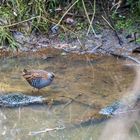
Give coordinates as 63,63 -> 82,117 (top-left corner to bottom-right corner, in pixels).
30,78 -> 53,89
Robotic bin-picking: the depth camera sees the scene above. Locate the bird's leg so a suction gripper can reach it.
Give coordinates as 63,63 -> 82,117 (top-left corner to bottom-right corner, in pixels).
32,88 -> 36,93
38,89 -> 40,93
32,88 -> 40,93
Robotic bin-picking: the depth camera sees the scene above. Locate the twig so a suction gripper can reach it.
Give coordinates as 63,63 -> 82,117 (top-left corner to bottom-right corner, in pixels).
125,56 -> 140,64
42,16 -> 79,37
88,43 -> 102,53
28,126 -> 65,136
100,0 -> 123,45
56,0 -> 79,26
100,48 -> 140,64
82,0 -> 97,37
62,93 -> 83,109
1,16 -> 40,28
60,95 -> 96,108
87,0 -> 96,36
65,12 -> 94,17
102,15 -> 123,45
111,53 -> 140,64
110,0 -> 122,12
42,97 -> 68,105
134,122 -> 140,137
101,15 -> 114,30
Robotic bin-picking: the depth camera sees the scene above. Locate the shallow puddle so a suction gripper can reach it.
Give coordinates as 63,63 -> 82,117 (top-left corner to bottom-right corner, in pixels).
0,49 -> 139,140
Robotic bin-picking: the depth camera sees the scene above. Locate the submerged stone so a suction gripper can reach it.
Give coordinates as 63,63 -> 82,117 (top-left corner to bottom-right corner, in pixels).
99,95 -> 140,116
0,93 -> 43,107
99,101 -> 124,116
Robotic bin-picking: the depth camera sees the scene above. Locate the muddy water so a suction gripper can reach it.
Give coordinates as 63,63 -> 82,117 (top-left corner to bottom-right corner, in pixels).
0,49 -> 137,140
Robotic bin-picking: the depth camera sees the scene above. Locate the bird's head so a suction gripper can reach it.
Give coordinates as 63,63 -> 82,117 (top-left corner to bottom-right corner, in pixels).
48,72 -> 55,80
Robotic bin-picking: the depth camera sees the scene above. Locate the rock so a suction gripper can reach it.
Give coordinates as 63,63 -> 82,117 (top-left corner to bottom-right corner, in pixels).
99,101 -> 123,116
0,93 -> 68,108
0,93 -> 42,107
65,17 -> 75,25
99,95 -> 140,116
51,25 -> 59,34
12,31 -> 30,44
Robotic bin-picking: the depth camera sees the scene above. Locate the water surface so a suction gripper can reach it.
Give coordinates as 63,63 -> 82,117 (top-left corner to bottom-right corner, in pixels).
0,49 -> 138,140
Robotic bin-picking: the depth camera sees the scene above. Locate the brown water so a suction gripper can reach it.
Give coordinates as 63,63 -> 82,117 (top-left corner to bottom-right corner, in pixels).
0,49 -> 139,140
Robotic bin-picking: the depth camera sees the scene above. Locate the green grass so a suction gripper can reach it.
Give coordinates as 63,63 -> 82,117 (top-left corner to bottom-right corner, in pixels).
0,0 -> 140,50
0,27 -> 19,49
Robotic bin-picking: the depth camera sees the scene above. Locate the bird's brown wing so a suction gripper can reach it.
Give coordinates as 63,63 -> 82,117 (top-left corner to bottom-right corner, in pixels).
23,70 -> 48,80
32,70 -> 49,79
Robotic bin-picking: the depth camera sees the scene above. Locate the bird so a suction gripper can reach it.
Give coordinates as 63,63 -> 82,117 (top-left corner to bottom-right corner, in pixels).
22,69 -> 55,91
